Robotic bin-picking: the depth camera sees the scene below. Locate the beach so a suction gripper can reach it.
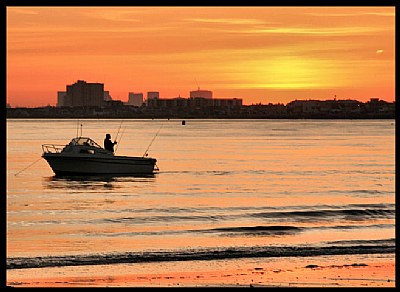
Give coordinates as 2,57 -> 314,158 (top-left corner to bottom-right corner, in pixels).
7,254 -> 395,287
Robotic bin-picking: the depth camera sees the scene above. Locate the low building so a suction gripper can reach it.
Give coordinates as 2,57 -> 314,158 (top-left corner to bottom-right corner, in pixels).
147,91 -> 159,100
190,89 -> 213,99
127,92 -> 144,106
147,96 -> 242,109
104,91 -> 113,101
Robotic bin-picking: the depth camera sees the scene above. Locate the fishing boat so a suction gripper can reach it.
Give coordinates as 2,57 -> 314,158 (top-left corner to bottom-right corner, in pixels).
42,136 -> 158,176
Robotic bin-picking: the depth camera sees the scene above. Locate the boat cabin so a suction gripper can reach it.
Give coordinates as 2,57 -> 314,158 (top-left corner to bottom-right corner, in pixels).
69,137 -> 102,148
63,137 -> 111,155
42,137 -> 113,156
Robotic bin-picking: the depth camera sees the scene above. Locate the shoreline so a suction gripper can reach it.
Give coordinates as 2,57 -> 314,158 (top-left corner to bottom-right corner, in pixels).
7,254 -> 395,287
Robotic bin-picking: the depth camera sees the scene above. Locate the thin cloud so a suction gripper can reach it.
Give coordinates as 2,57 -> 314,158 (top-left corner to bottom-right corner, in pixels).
80,9 -> 142,23
7,8 -> 39,15
241,26 -> 391,36
187,17 -> 268,25
306,11 -> 395,17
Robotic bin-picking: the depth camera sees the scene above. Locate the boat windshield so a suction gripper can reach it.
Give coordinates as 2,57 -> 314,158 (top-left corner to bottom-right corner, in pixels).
70,137 -> 102,148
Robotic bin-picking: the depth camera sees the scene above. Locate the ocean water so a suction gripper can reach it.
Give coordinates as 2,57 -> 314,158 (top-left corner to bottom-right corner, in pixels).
6,119 -> 395,274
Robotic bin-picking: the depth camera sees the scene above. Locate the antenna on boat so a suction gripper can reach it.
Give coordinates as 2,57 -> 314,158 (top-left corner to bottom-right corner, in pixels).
76,119 -> 79,137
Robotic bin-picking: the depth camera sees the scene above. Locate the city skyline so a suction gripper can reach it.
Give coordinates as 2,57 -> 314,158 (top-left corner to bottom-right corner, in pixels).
7,6 -> 395,107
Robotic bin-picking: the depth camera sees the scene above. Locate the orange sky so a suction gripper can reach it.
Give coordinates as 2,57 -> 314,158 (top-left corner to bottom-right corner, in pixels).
6,6 -> 395,107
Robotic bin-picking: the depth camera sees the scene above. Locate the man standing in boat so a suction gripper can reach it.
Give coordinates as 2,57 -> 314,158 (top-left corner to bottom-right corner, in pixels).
104,133 -> 117,153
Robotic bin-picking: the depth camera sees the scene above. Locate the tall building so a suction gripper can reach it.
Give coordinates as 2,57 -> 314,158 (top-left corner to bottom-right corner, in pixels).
127,92 -> 144,106
57,91 -> 67,107
63,80 -> 104,107
190,89 -> 213,99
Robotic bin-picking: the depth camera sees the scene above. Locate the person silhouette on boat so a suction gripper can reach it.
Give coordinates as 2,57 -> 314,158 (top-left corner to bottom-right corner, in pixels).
104,133 -> 117,152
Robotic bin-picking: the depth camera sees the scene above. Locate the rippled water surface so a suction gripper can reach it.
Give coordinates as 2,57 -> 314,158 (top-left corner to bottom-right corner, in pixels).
6,119 -> 395,269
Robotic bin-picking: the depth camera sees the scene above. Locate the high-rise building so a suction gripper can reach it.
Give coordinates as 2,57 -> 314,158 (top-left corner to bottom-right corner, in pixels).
64,80 -> 104,107
127,92 -> 144,106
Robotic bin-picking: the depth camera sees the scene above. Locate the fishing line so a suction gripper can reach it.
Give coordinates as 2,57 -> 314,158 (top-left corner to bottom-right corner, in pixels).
142,123 -> 164,157
14,157 -> 42,176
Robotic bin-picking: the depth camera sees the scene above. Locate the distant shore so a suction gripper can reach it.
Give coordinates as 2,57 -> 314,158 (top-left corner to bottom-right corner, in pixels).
6,98 -> 395,119
5,109 -> 396,120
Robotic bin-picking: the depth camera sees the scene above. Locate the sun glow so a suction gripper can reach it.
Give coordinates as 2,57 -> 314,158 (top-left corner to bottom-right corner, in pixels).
234,57 -> 338,89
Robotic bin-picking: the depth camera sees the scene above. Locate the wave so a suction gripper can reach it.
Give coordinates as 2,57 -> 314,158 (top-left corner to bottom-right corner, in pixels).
7,239 -> 394,270
102,214 -> 223,224
79,223 -> 393,238
251,207 -> 394,221
325,238 -> 395,246
200,223 -> 393,236
211,225 -> 301,232
97,207 -> 393,225
9,204 -> 393,230
205,225 -> 302,236
158,169 -> 394,177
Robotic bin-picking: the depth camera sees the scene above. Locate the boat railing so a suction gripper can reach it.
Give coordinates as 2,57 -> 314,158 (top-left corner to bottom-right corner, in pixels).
42,144 -> 65,154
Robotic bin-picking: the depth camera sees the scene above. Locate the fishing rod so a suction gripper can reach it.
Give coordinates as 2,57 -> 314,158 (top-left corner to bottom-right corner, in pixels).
142,123 -> 164,157
114,120 -> 123,142
114,126 -> 126,154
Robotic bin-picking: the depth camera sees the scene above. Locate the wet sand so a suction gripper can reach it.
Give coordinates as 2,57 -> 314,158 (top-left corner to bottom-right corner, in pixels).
7,254 -> 395,287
